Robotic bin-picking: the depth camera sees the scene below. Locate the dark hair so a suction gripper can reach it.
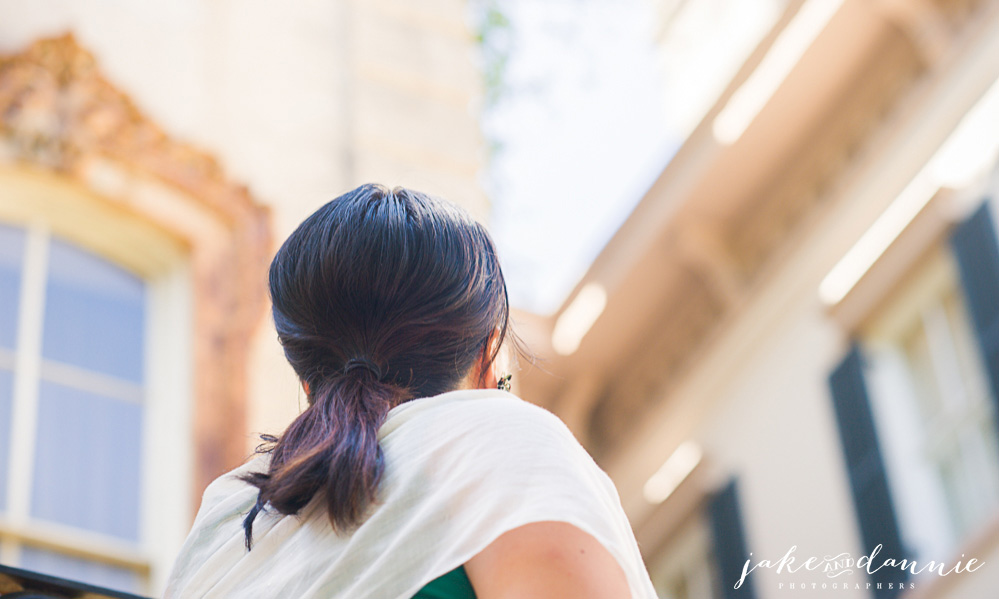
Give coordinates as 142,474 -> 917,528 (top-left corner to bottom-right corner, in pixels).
241,183 -> 515,549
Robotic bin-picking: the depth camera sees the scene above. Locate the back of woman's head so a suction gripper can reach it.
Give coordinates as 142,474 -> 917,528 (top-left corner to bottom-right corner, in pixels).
241,183 -> 512,548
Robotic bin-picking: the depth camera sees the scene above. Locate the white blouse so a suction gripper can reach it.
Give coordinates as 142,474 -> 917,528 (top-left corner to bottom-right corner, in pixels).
164,388 -> 658,598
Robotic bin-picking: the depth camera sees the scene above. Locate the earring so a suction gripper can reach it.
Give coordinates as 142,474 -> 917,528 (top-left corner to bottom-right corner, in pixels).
496,373 -> 513,392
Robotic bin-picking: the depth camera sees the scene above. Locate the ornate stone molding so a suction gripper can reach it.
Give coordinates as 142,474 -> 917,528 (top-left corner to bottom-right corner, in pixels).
0,34 -> 259,225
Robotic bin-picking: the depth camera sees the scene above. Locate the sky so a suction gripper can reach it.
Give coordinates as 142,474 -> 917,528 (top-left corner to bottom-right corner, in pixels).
481,0 -> 674,315
482,0 -> 787,315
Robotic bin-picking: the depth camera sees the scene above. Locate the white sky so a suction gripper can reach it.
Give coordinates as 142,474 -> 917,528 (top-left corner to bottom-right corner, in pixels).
485,0 -> 786,314
483,0 -> 674,314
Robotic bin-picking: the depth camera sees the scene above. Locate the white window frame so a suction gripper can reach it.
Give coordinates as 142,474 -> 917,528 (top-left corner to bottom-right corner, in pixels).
862,244 -> 999,564
0,202 -> 192,595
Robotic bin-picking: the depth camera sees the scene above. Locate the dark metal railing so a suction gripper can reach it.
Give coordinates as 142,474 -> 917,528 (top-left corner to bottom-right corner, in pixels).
0,564 -> 150,599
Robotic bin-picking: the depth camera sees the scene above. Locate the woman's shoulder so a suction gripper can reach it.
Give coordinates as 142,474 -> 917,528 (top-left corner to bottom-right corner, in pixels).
384,389 -> 576,447
444,389 -> 566,426
187,453 -> 269,528
383,389 -> 607,494
393,388 -> 565,424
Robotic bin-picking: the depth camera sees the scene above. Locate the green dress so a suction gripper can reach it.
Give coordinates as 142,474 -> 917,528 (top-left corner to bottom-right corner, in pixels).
412,565 -> 476,599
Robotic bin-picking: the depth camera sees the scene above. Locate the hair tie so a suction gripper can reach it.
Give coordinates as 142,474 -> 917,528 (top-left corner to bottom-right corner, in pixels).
343,357 -> 383,380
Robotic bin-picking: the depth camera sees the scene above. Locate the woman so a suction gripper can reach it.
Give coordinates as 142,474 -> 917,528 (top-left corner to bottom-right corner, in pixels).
165,184 -> 657,598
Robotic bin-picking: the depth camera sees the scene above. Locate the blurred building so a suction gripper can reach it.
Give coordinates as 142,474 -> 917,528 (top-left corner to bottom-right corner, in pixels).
0,1 -> 487,594
517,0 -> 999,598
5,1 -> 999,599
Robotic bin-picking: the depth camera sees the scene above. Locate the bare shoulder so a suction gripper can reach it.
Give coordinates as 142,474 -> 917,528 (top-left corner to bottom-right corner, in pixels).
465,521 -> 632,599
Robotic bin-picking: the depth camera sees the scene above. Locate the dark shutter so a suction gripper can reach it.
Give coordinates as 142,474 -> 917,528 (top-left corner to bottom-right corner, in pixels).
950,201 -> 999,418
707,478 -> 757,599
828,346 -> 907,598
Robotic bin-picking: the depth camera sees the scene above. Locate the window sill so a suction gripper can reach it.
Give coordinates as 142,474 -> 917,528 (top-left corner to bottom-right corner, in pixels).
0,515 -> 151,575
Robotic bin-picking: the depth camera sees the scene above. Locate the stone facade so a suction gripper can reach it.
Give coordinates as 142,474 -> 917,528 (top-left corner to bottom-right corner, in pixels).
515,1 -> 999,597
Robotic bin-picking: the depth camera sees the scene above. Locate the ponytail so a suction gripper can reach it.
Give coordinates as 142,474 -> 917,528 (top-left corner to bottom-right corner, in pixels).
243,184 -> 516,550
241,366 -> 406,548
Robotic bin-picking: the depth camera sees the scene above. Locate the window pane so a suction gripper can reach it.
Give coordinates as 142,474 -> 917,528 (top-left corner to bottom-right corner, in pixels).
19,545 -> 142,594
869,254 -> 999,561
31,381 -> 142,541
41,237 -> 145,383
0,223 -> 25,350
0,368 -> 13,512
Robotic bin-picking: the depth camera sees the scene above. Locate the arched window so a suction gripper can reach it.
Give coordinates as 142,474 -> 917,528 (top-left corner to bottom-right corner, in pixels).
0,34 -> 270,596
0,221 -> 171,593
